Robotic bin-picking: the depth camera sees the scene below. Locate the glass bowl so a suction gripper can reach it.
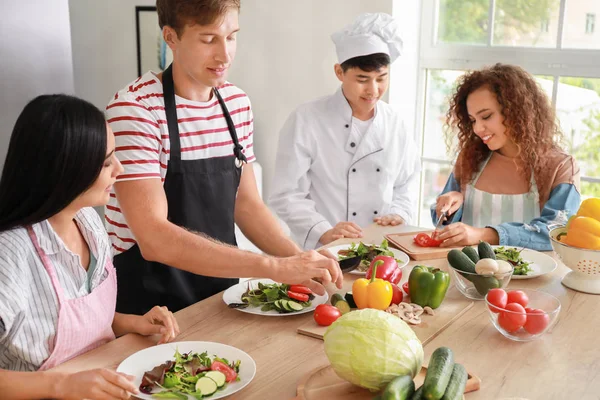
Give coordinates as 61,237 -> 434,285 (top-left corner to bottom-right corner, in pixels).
447,263 -> 513,300
485,288 -> 561,342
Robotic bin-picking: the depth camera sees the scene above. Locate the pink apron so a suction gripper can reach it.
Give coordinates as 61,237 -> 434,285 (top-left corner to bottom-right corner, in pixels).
27,226 -> 117,370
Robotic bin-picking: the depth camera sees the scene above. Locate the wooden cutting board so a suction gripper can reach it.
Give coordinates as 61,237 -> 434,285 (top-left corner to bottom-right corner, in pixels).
385,231 -> 461,261
295,363 -> 481,400
297,285 -> 474,343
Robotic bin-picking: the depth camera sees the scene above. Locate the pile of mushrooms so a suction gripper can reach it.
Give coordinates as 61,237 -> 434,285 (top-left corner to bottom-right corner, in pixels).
385,302 -> 434,325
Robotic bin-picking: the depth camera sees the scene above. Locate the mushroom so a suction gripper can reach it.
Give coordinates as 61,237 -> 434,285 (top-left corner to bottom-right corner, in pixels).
475,258 -> 499,275
424,306 -> 435,316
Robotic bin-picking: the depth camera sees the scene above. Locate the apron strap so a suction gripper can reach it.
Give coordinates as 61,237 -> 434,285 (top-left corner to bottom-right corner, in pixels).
213,87 -> 247,167
161,63 -> 247,167
162,64 -> 181,160
472,152 -> 493,185
26,226 -> 66,304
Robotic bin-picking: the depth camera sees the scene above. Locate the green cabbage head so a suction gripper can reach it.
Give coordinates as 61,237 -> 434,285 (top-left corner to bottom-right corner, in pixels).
323,308 -> 423,391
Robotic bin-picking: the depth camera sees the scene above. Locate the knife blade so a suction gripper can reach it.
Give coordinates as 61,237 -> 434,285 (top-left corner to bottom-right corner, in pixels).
433,210 -> 448,238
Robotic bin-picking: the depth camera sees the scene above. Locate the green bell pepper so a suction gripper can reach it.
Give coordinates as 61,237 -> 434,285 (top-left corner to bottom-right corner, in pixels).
408,266 -> 450,309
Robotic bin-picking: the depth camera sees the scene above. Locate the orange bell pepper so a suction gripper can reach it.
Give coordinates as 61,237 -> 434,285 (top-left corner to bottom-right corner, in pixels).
563,216 -> 600,250
352,261 -> 393,310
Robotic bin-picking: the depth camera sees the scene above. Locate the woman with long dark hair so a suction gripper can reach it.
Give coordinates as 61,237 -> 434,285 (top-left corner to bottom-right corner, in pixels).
0,95 -> 179,399
432,64 -> 580,250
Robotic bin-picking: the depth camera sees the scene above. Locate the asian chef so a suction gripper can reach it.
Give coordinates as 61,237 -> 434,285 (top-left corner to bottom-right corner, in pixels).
269,12 -> 421,249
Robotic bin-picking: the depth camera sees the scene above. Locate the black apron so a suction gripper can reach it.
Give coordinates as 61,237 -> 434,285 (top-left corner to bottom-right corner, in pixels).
114,64 -> 247,315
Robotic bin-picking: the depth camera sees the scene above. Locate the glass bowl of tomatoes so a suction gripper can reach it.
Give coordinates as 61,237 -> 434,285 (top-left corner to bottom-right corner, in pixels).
447,264 -> 514,300
485,288 -> 561,342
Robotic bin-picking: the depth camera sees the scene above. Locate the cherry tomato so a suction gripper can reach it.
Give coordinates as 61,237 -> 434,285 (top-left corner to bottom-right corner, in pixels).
391,284 -> 403,305
486,288 -> 508,313
402,282 -> 410,296
211,360 -> 237,382
313,304 -> 342,326
289,285 -> 312,295
506,290 -> 529,308
287,291 -> 309,302
523,308 -> 550,335
498,303 -> 527,332
413,233 -> 442,247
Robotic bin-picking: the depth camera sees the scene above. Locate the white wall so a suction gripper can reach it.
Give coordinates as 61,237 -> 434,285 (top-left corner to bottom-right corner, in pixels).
68,0 -> 156,110
228,0 -> 395,199
0,0 -> 75,168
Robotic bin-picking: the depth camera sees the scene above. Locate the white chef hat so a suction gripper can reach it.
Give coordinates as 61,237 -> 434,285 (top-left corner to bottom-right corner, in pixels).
331,13 -> 403,65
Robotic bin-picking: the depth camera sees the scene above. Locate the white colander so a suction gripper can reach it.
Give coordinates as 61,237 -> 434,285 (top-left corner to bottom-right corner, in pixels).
549,226 -> 600,294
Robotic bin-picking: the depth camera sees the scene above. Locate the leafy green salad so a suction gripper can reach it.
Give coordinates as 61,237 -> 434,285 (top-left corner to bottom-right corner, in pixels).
337,239 -> 396,272
494,246 -> 532,276
140,349 -> 241,399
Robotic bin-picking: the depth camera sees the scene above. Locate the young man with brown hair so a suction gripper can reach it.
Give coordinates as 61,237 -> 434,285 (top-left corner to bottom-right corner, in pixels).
105,0 -> 341,315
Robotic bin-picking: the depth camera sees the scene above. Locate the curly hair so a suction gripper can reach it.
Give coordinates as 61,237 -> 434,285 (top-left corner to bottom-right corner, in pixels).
446,63 -> 564,202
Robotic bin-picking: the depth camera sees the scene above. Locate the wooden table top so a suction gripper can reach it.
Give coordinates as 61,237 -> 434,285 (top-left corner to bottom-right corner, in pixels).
52,223 -> 600,400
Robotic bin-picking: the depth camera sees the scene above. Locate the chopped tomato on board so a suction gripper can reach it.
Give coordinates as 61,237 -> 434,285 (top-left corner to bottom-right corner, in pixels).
414,232 -> 443,247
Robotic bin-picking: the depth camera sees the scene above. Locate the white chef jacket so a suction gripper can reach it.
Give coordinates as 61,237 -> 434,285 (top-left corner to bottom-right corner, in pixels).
269,87 -> 421,249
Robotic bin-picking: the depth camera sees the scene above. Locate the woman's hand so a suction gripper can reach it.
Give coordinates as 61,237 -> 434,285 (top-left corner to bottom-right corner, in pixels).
373,214 -> 405,226
435,191 -> 464,219
436,223 -> 499,247
53,369 -> 138,400
134,306 -> 180,345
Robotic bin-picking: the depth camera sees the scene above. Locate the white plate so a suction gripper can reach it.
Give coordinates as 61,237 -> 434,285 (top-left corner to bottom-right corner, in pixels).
326,243 -> 410,275
492,246 -> 558,280
116,341 -> 256,400
222,278 -> 328,316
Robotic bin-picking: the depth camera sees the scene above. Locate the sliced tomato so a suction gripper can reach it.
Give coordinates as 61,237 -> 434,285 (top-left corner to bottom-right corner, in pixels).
211,360 -> 237,382
413,233 -> 442,247
287,290 -> 309,302
289,285 -> 312,295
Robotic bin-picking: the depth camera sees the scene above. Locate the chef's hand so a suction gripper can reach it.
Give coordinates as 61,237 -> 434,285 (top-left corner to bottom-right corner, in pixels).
53,369 -> 138,400
274,250 -> 343,295
436,223 -> 499,247
135,306 -> 180,345
319,222 -> 363,245
435,191 -> 464,219
374,214 -> 405,226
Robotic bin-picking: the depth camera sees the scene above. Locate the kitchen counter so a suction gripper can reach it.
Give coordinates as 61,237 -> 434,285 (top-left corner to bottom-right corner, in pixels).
52,223 -> 600,399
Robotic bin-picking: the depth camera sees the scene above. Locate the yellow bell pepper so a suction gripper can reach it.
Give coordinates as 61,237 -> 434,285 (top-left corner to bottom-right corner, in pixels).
577,198 -> 600,223
563,216 -> 600,250
352,261 -> 393,310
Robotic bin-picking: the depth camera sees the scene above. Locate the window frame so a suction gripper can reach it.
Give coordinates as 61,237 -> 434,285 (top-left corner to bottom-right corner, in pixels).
415,0 -> 600,224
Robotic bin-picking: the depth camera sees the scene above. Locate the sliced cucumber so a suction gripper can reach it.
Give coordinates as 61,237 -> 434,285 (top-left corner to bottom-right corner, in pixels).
280,299 -> 292,312
205,371 -> 226,388
331,293 -> 345,306
273,300 -> 282,311
334,300 -> 351,314
195,376 -> 218,396
287,301 -> 304,311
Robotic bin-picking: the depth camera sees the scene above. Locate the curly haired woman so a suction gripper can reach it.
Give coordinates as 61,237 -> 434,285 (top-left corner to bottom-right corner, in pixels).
431,63 -> 581,251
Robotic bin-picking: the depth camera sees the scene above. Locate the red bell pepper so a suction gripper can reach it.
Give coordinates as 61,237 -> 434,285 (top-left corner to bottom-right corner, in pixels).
365,255 -> 402,285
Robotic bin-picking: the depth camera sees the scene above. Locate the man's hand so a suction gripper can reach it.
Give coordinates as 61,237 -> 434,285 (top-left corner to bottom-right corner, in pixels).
273,250 -> 343,295
436,223 -> 499,247
319,222 -> 363,245
373,214 -> 405,226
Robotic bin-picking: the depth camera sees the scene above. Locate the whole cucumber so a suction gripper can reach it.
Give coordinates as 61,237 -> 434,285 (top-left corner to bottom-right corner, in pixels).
478,241 -> 496,260
423,347 -> 454,400
447,250 -> 476,274
441,364 -> 468,400
461,246 -> 479,264
411,386 -> 424,400
381,374 -> 415,400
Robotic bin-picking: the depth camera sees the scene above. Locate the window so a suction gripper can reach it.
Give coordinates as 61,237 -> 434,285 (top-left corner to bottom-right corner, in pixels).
415,0 -> 600,227
541,19 -> 550,33
586,13 -> 596,34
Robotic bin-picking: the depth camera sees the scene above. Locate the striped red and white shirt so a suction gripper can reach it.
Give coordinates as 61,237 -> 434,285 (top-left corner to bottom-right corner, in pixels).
105,71 -> 255,254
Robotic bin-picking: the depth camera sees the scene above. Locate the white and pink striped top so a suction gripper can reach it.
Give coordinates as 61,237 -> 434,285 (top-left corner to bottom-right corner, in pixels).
105,71 -> 255,254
